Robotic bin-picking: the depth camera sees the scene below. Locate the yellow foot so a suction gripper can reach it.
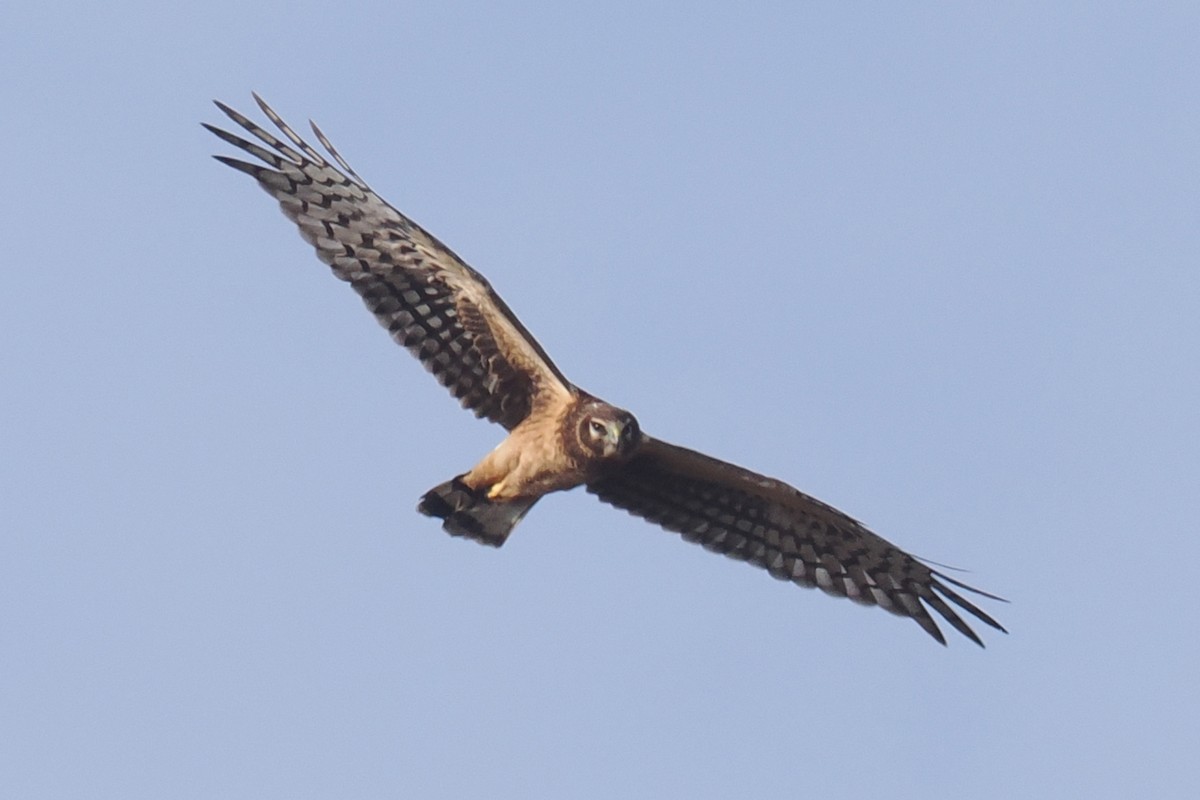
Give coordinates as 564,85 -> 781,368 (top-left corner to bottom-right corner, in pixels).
486,480 -> 507,500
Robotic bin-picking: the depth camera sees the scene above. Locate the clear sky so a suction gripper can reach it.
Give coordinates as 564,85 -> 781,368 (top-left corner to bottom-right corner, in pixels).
2,2 -> 1198,798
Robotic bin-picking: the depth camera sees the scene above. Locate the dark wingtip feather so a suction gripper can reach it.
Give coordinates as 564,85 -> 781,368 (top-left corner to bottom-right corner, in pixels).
203,122 -> 249,149
310,118 -> 366,184
934,570 -> 1010,604
211,154 -> 267,178
213,99 -> 249,126
933,577 -> 1008,636
923,589 -> 986,647
913,613 -> 948,646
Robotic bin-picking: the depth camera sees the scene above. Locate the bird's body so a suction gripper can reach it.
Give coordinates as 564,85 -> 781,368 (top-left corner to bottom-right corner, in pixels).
207,95 -> 1006,646
467,407 -> 582,500
464,394 -> 639,501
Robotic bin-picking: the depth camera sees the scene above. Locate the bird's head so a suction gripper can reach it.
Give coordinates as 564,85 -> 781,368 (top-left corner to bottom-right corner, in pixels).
577,400 -> 642,461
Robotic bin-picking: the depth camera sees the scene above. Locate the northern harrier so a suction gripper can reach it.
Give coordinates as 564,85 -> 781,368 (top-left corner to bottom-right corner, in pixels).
207,95 -> 1005,646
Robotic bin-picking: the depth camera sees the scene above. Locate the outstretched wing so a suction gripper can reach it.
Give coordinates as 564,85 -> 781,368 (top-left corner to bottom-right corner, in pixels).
205,95 -> 574,430
588,437 -> 1006,646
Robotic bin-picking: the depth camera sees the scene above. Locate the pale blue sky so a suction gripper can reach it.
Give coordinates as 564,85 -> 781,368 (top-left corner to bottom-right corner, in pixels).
3,2 -> 1198,798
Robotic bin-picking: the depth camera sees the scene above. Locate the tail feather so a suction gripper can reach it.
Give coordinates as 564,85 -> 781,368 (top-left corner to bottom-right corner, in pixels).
417,476 -> 538,547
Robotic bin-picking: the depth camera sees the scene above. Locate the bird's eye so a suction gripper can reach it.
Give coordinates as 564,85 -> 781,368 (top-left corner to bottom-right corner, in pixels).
589,420 -> 607,436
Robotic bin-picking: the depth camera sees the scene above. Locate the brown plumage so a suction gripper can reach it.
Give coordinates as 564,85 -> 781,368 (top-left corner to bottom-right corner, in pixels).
207,95 -> 1006,646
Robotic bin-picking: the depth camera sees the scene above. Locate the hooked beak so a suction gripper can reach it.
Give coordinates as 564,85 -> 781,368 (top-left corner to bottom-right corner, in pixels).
603,421 -> 624,454
608,419 -> 639,457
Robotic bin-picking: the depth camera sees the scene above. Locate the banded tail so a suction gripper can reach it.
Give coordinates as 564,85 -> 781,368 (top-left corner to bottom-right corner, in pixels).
417,476 -> 539,547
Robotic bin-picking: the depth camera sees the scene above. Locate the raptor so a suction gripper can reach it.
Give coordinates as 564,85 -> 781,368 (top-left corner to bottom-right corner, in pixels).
207,95 -> 1005,646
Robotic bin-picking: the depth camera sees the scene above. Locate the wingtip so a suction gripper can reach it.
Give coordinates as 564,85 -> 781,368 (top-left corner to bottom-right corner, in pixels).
211,154 -> 264,178
934,569 -> 1010,604
253,91 -> 281,122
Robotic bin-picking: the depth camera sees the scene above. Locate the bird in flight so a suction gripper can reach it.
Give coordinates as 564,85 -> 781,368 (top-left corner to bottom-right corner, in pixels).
206,95 -> 1005,646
